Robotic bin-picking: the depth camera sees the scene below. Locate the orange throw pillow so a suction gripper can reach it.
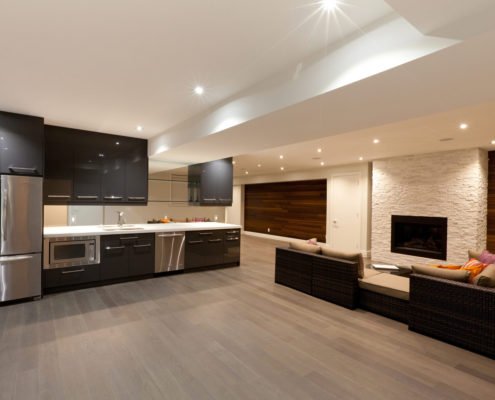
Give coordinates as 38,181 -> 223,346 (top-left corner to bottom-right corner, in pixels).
461,258 -> 487,283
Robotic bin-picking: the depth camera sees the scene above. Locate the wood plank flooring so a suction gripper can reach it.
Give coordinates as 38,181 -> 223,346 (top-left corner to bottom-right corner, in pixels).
1,235 -> 494,399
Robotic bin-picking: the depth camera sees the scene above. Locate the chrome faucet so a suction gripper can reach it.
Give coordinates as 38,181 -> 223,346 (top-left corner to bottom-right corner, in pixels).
116,211 -> 125,226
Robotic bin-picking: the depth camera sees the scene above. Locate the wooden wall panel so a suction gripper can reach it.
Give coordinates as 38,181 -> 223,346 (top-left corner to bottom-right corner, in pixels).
244,180 -> 327,242
487,151 -> 495,251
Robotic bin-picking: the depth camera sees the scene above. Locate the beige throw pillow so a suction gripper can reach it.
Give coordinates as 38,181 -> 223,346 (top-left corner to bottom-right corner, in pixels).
473,264 -> 495,287
289,240 -> 321,254
320,245 -> 364,279
468,249 -> 483,260
412,264 -> 470,282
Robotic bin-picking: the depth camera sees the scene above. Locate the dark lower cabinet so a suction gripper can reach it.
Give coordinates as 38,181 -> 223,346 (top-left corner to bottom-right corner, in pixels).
44,264 -> 100,289
185,229 -> 240,269
100,233 -> 154,280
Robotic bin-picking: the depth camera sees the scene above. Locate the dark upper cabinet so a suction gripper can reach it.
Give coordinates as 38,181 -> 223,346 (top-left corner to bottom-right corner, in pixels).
0,111 -> 44,176
188,157 -> 233,206
125,139 -> 148,203
44,126 -> 74,203
44,125 -> 148,205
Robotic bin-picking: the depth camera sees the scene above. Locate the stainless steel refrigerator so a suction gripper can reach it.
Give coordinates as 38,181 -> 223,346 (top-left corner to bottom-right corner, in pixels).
0,175 -> 42,302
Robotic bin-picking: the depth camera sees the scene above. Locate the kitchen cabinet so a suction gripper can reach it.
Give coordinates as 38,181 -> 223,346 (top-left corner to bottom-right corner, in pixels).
0,111 -> 44,176
100,233 -> 154,280
188,157 -> 233,205
44,126 -> 148,204
44,264 -> 100,289
185,229 -> 240,269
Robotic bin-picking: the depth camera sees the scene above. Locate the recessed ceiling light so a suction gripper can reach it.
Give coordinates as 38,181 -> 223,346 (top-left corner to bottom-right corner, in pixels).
232,160 -> 236,165
257,164 -> 262,168
279,155 -> 284,159
320,0 -> 338,12
359,157 -> 364,161
245,171 -> 249,175
280,166 -> 284,171
136,125 -> 143,132
373,139 -> 380,144
320,161 -> 325,166
491,140 -> 495,145
459,123 -> 468,130
194,86 -> 204,95
317,148 -> 322,153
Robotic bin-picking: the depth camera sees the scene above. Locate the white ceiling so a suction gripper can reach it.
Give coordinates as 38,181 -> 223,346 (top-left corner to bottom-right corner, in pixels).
0,0 -> 392,137
2,1 -> 495,176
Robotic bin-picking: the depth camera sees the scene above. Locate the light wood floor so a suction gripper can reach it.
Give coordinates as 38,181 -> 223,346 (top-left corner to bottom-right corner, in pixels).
1,235 -> 494,400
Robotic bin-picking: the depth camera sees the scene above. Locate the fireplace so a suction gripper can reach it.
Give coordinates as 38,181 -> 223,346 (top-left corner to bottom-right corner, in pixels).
391,216 -> 447,260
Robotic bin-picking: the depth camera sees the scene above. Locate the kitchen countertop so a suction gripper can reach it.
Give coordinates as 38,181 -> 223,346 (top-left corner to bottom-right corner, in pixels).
44,222 -> 242,238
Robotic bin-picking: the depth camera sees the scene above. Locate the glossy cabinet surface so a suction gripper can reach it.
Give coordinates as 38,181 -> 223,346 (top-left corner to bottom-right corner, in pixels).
44,264 -> 100,289
44,125 -> 148,204
100,233 -> 154,280
188,158 -> 233,206
185,229 -> 240,269
0,111 -> 44,176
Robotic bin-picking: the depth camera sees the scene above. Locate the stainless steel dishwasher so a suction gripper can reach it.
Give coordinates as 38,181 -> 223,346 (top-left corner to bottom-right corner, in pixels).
155,232 -> 185,272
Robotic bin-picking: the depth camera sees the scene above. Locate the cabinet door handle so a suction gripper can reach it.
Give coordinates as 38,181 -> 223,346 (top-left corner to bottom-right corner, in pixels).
120,236 -> 139,240
188,240 -> 203,244
133,244 -> 151,248
77,195 -> 98,199
105,246 -> 125,250
199,232 -> 213,236
219,198 -> 232,202
128,196 -> 145,200
47,195 -> 71,199
226,231 -> 239,234
9,166 -> 38,174
61,268 -> 85,274
226,238 -> 239,241
104,196 -> 123,200
203,198 -> 216,201
208,239 -> 222,243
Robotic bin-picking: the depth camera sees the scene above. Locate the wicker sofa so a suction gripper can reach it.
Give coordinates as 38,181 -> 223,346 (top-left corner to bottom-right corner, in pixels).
409,273 -> 495,359
275,245 -> 495,359
275,247 -> 359,309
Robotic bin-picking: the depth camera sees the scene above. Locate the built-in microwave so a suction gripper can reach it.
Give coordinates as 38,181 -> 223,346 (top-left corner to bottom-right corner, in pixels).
43,236 -> 100,269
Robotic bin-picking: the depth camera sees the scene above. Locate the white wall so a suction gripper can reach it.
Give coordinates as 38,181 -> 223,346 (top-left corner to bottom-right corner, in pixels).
233,163 -> 371,254
372,148 -> 488,265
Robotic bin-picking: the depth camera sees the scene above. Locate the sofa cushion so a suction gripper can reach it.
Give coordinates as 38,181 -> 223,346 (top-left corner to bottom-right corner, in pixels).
473,264 -> 495,287
412,264 -> 470,282
468,249 -> 483,260
362,268 -> 383,279
479,250 -> 495,265
359,273 -> 409,301
289,240 -> 321,254
461,258 -> 487,283
320,245 -> 364,279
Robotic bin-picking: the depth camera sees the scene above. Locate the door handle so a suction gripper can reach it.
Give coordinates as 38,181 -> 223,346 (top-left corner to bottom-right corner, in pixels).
61,268 -> 85,274
0,254 -> 34,262
199,232 -> 213,236
104,196 -> 123,200
120,236 -> 139,241
105,246 -> 125,250
133,244 -> 151,248
226,238 -> 239,241
77,195 -> 98,199
128,197 -> 145,200
203,198 -> 216,201
8,166 -> 38,174
188,240 -> 203,244
208,239 -> 222,243
47,195 -> 71,199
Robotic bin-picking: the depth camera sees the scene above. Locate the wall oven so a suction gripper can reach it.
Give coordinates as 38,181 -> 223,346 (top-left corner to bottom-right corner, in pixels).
43,236 -> 100,269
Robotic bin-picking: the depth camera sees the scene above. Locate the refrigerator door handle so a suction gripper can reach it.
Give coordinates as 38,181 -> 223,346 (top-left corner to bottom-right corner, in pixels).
1,185 -> 7,247
0,255 -> 34,262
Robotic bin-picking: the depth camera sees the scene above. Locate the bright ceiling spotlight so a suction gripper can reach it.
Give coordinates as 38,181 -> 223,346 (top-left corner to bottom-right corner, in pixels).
136,125 -> 143,132
194,86 -> 204,95
320,0 -> 338,12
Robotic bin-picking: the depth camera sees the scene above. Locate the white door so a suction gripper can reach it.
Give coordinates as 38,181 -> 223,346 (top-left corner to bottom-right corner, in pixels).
328,174 -> 361,252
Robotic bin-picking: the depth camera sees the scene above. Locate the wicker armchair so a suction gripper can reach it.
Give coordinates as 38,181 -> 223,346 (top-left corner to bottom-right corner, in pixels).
409,274 -> 495,359
275,247 -> 359,309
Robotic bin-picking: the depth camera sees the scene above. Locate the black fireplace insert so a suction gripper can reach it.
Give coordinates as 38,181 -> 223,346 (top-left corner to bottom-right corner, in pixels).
391,215 -> 447,260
